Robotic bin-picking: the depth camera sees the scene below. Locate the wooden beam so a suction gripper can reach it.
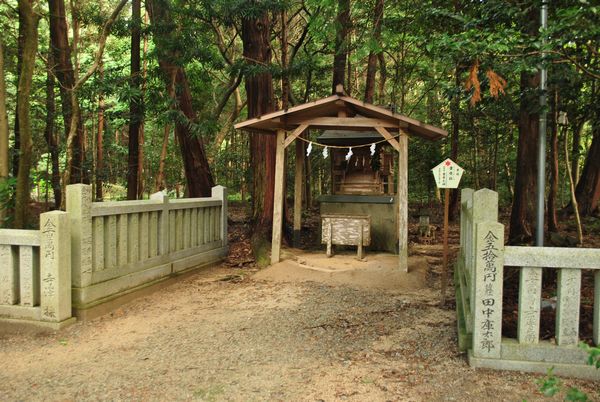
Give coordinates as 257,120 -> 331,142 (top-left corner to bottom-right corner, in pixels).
283,123 -> 308,149
234,95 -> 340,130
374,126 -> 401,153
287,117 -> 402,131
398,130 -> 408,271
293,138 -> 304,247
271,129 -> 286,265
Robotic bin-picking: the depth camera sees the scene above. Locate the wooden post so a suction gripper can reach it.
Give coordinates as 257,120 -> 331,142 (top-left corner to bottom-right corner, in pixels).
357,222 -> 363,260
398,130 -> 408,271
271,129 -> 286,265
294,138 -> 304,247
440,187 -> 450,306
326,222 -> 332,258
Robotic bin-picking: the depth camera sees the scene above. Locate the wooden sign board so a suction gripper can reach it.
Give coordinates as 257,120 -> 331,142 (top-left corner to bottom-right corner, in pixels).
432,158 -> 464,189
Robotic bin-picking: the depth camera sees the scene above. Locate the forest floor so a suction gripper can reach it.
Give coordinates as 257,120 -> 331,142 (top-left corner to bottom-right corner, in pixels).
0,203 -> 599,401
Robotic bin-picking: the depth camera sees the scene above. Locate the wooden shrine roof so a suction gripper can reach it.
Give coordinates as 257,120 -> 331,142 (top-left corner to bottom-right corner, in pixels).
234,93 -> 447,141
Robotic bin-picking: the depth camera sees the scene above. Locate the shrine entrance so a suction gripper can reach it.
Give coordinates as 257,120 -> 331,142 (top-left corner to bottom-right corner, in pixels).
235,85 -> 447,271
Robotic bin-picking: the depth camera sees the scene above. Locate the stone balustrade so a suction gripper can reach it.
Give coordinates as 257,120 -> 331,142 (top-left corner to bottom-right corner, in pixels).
0,185 -> 228,327
0,211 -> 74,329
456,188 -> 600,380
67,184 -> 228,313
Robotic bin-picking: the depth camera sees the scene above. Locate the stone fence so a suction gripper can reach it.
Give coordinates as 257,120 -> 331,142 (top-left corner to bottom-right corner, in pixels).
0,184 -> 228,327
455,188 -> 600,380
0,212 -> 74,329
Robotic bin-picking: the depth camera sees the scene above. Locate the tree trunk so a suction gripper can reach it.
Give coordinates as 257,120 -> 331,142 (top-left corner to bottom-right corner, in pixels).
147,0 -> 214,197
127,0 -> 142,200
574,122 -> 600,215
364,0 -> 383,103
14,0 -> 39,228
449,66 -> 461,220
44,48 -> 61,208
96,60 -> 105,201
155,125 -> 170,191
509,71 -> 540,243
241,9 -> 276,223
48,0 -> 85,183
281,8 -> 289,110
0,40 -> 9,225
12,9 -> 25,178
547,90 -> 559,232
570,121 -> 583,184
332,0 -> 350,94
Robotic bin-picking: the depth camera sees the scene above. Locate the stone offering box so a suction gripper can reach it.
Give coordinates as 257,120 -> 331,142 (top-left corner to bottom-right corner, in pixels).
321,214 -> 370,259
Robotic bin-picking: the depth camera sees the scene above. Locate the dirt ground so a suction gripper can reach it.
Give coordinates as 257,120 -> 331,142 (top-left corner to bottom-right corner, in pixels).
0,204 -> 598,401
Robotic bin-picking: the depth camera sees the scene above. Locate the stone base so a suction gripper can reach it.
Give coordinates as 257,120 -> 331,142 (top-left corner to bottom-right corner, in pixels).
468,349 -> 600,381
0,316 -> 76,332
73,247 -> 227,320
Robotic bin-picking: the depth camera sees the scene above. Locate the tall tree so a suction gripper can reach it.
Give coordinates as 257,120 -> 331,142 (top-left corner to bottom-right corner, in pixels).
48,0 -> 84,183
0,40 -> 8,225
127,0 -> 142,200
364,0 -> 383,103
43,49 -> 61,209
241,3 -> 276,253
14,0 -> 39,228
509,7 -> 540,244
574,121 -> 600,215
147,0 -> 214,197
332,0 -> 350,94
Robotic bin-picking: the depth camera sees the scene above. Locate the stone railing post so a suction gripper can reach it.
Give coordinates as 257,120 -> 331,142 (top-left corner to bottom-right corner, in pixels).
66,184 -> 92,288
211,186 -> 228,247
150,191 -> 170,256
472,219 -> 505,359
469,189 -> 498,321
40,211 -> 72,324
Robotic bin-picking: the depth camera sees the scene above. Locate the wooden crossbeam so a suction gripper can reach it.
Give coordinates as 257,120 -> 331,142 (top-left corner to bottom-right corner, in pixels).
283,124 -> 309,149
374,126 -> 401,152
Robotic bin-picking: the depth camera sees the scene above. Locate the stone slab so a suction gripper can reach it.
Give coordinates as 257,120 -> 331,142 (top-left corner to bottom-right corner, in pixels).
468,350 -> 600,381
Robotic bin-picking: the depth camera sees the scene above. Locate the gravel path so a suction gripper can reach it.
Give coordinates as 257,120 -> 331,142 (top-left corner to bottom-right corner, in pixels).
0,264 -> 598,401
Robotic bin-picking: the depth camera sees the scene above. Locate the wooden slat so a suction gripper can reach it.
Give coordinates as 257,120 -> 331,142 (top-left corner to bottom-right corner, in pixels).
556,268 -> 582,346
183,209 -> 191,250
149,211 -> 158,258
117,214 -> 129,266
288,116 -> 400,132
92,217 -> 105,271
271,129 -> 286,264
175,210 -> 183,251
105,215 -> 118,269
19,246 -> 39,307
169,211 -> 176,253
139,212 -> 149,260
190,208 -> 198,247
199,208 -> 206,245
505,246 -> 600,269
128,213 -> 139,263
